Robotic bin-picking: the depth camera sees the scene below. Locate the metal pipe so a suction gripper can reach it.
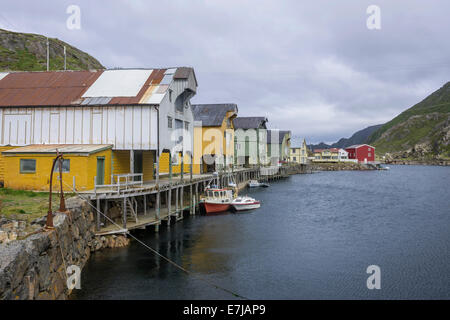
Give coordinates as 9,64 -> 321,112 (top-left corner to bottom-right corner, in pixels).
45,151 -> 66,229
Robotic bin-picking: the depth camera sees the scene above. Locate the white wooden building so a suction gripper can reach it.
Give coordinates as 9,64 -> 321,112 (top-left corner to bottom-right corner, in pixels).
0,67 -> 198,184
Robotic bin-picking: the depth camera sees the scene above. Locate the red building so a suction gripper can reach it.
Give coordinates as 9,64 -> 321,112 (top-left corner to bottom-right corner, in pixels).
345,144 -> 375,163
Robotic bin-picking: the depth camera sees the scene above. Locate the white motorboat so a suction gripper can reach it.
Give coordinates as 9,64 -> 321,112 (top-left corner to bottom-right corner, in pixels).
248,180 -> 270,188
231,196 -> 261,211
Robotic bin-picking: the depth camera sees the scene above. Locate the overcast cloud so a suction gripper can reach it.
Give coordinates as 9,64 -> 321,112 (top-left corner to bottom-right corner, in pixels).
1,0 -> 449,145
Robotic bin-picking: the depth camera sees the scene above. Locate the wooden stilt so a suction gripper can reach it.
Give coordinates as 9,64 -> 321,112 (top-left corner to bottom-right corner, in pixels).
175,187 -> 179,215
189,184 -> 193,215
180,186 -> 184,217
96,198 -> 101,231
103,199 -> 108,227
122,197 -> 127,229
144,195 -> 147,215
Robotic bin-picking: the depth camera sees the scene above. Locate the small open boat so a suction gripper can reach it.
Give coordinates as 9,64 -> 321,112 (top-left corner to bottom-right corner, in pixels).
231,196 -> 261,211
248,180 -> 270,188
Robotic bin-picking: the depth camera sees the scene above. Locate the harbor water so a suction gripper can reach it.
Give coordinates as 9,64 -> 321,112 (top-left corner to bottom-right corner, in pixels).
72,165 -> 450,299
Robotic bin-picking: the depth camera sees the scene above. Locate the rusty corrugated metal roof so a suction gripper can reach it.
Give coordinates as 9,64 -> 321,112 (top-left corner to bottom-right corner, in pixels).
0,70 -> 103,107
0,67 -> 195,107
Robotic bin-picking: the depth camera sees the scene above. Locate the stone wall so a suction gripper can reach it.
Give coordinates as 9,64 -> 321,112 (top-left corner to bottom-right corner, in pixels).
0,197 -> 129,300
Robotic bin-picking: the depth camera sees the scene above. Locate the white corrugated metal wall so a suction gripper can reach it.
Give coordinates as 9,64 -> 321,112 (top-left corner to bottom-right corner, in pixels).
0,105 -> 158,150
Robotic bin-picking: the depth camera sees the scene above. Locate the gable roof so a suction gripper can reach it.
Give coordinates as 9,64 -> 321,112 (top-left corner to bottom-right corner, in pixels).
191,103 -> 238,127
345,144 -> 375,149
267,130 -> 291,144
0,67 -> 196,107
233,117 -> 268,129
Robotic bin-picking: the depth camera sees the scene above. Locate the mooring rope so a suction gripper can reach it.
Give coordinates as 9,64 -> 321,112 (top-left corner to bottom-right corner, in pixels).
62,180 -> 250,300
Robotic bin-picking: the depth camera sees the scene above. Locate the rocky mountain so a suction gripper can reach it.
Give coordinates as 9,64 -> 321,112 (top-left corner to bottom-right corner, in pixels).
0,28 -> 103,71
309,124 -> 382,150
368,82 -> 450,161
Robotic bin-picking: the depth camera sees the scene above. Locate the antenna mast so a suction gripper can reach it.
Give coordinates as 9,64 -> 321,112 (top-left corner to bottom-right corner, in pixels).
46,37 -> 49,71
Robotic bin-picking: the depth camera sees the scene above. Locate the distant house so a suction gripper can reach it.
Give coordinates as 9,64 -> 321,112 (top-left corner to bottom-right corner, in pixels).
192,104 -> 238,173
266,130 -> 291,165
345,144 -> 375,163
234,117 -> 268,166
0,67 -> 198,190
313,148 -> 350,162
290,138 -> 309,164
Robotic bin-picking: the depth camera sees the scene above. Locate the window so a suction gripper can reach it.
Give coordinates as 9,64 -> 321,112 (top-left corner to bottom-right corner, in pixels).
53,159 -> 70,173
20,159 -> 36,173
168,116 -> 173,128
368,152 -> 371,157
185,122 -> 189,131
169,89 -> 173,102
293,157 -> 296,161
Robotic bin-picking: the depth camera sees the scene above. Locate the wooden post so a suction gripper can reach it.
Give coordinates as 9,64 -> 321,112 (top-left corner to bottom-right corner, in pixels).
122,197 -> 127,229
168,187 -> 172,218
180,152 -> 184,183
175,187 -> 179,215
103,199 -> 108,227
195,183 -> 199,213
96,198 -> 101,231
156,191 -> 160,221
180,186 -> 184,218
144,195 -> 147,215
189,184 -> 193,215
130,150 -> 134,174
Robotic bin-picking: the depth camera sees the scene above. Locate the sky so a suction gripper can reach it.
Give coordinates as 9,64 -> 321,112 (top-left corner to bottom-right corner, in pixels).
1,0 -> 449,145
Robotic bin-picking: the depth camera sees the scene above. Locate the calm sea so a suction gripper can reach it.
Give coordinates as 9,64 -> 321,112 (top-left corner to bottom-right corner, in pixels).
72,165 -> 450,299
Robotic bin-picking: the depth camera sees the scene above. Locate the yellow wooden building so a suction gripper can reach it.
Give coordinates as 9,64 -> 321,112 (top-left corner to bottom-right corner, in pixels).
0,146 -> 17,186
191,104 -> 238,174
2,144 -> 113,191
290,139 -> 309,164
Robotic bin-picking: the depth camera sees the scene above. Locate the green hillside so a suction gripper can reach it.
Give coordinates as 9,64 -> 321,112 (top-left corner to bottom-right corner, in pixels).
368,82 -> 450,160
0,28 -> 104,71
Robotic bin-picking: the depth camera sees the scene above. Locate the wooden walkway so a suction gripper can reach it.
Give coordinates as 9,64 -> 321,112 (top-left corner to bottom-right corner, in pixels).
91,168 -> 260,236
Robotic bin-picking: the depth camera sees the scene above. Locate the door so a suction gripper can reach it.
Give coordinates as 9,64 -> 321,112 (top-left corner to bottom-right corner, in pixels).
133,151 -> 143,181
96,157 -> 105,185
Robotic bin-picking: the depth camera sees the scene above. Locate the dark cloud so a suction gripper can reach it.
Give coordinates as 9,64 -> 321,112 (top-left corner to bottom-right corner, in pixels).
1,0 -> 449,145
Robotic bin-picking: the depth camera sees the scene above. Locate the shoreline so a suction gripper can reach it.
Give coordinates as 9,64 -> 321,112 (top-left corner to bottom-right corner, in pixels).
383,160 -> 450,166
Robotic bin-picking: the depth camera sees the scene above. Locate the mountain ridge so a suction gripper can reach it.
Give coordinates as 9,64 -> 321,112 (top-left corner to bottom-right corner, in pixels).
309,124 -> 382,150
368,82 -> 450,161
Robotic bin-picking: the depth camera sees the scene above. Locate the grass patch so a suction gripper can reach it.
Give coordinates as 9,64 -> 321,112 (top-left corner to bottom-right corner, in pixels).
0,188 -> 74,223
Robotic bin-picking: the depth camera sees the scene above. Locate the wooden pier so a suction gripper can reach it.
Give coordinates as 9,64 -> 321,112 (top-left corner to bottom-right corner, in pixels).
83,167 -> 262,235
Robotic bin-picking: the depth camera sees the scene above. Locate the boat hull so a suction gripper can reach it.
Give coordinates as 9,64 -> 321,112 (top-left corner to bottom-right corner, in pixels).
204,202 -> 231,214
232,202 -> 261,211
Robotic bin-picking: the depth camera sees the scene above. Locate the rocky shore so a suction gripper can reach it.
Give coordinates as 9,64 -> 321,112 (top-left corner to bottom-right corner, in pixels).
0,197 -> 130,300
309,162 -> 372,171
384,159 -> 449,166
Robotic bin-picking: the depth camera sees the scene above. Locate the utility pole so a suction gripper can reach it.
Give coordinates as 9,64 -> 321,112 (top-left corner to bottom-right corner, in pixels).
46,37 -> 49,71
64,46 -> 67,70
